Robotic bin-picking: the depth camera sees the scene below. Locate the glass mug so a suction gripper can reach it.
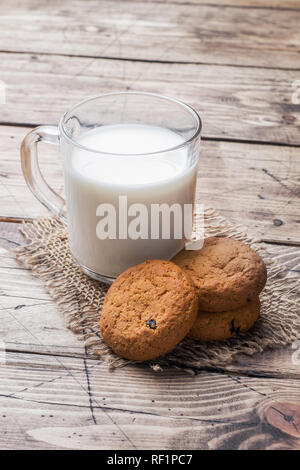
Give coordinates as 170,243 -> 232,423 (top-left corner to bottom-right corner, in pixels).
21,92 -> 202,283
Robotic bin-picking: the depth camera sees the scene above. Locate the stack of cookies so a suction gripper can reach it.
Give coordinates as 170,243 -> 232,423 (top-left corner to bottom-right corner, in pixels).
100,237 -> 267,361
173,237 -> 267,342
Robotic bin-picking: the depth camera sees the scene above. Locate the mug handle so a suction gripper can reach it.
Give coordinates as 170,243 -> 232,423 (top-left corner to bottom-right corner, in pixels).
21,125 -> 67,223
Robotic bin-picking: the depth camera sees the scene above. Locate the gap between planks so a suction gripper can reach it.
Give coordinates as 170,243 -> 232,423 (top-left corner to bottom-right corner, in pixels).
1,122 -> 300,148
3,346 -> 300,380
0,49 -> 299,72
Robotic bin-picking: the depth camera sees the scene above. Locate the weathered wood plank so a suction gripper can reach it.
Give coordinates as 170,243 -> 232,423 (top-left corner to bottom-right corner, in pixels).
157,0 -> 300,6
0,1 -> 300,69
227,348 -> 300,379
114,0 -> 300,6
1,53 -> 299,145
0,350 -> 299,449
0,221 -> 299,379
0,125 -> 63,219
197,141 -> 300,245
0,125 -> 299,243
0,222 -> 86,358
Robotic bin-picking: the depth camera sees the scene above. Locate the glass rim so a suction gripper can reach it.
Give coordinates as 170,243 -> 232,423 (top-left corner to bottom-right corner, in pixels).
59,91 -> 202,157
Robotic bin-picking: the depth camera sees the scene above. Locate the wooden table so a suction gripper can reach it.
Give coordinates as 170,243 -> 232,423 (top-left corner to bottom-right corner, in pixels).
0,0 -> 299,450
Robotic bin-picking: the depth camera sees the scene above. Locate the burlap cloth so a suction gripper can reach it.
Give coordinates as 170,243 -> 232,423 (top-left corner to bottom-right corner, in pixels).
15,208 -> 300,372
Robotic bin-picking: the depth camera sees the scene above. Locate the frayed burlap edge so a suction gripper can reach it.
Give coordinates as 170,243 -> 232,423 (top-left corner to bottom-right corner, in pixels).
15,208 -> 300,373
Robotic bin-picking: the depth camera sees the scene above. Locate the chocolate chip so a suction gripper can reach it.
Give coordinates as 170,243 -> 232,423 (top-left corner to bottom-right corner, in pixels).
146,319 -> 157,330
230,320 -> 240,335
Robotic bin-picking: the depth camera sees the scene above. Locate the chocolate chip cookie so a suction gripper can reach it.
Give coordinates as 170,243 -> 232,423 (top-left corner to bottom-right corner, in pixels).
100,259 -> 198,361
172,237 -> 267,312
189,296 -> 260,341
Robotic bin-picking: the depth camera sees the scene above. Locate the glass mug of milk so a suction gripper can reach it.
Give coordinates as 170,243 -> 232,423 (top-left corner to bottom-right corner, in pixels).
21,92 -> 201,283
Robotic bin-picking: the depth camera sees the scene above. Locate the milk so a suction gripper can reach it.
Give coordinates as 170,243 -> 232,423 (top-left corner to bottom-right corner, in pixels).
62,124 -> 198,279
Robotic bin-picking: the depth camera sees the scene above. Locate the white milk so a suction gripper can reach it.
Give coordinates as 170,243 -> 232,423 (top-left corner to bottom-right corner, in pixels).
63,124 -> 197,279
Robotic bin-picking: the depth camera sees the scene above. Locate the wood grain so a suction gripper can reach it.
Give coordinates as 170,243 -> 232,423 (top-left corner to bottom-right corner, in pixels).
0,350 -> 299,449
152,0 -> 300,6
197,141 -> 300,245
1,53 -> 300,145
1,125 -> 299,243
108,0 -> 300,6
1,0 -> 300,451
0,1 -> 299,69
